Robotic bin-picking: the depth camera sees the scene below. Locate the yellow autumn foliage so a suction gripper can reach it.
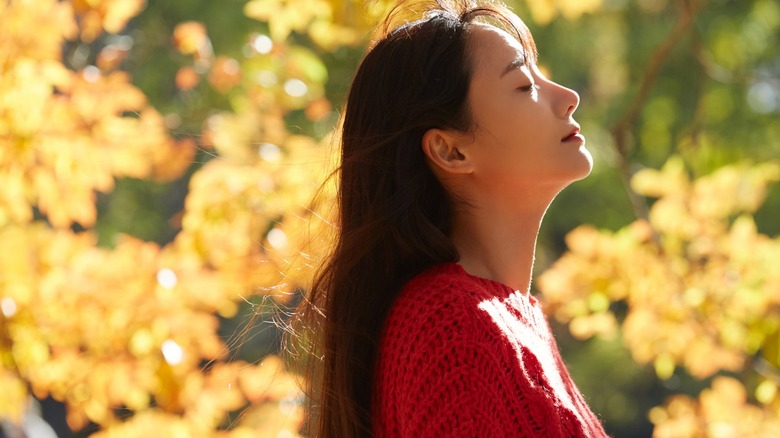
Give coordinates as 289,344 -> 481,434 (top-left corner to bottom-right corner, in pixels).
650,377 -> 780,438
1,0 -> 314,435
0,223 -> 304,431
0,0 -> 194,229
539,158 -> 780,434
524,0 -> 603,25
244,0 -> 391,48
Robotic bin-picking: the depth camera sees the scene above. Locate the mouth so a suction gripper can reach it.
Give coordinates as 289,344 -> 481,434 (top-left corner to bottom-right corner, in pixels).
561,126 -> 584,143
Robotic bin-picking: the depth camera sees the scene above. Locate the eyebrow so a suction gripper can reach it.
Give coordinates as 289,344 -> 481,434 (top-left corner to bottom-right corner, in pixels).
500,54 -> 526,78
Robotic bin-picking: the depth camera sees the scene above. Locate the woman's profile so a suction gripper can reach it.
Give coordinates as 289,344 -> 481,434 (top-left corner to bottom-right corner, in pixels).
292,0 -> 608,436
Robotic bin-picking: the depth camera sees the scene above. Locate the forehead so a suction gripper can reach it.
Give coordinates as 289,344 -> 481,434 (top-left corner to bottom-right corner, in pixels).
467,24 -> 529,78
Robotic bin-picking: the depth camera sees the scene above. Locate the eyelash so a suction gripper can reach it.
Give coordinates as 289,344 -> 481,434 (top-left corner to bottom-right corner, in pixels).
518,84 -> 540,93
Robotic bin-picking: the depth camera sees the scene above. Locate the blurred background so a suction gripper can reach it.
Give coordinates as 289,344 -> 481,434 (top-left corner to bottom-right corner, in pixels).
0,0 -> 778,436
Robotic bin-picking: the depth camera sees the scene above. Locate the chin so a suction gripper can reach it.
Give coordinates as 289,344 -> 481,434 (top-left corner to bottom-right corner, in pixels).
560,147 -> 593,184
574,146 -> 594,180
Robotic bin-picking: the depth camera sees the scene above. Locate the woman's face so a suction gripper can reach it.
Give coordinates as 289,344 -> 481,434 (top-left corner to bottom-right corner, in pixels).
460,24 -> 592,203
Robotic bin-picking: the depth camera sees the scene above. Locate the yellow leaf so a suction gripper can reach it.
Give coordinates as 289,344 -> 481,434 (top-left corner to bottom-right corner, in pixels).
173,21 -> 210,56
175,66 -> 201,91
208,57 -> 242,93
0,370 -> 28,423
525,0 -> 603,25
631,156 -> 689,198
654,353 -> 676,380
102,0 -> 146,34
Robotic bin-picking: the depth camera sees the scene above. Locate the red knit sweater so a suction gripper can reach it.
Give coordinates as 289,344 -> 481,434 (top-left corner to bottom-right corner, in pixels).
374,263 -> 608,437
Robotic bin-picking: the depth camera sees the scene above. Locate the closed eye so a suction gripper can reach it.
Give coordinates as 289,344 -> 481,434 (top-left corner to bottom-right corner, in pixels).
518,84 -> 540,93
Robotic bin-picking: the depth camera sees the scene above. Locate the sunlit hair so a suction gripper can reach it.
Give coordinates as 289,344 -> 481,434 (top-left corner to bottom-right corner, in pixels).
290,1 -> 537,437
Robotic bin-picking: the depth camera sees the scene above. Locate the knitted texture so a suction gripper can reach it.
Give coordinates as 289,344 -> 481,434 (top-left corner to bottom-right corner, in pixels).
373,263 -> 608,437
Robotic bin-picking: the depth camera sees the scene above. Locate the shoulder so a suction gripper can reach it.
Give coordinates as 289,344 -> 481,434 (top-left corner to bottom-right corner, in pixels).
374,263 -> 610,438
374,264 -> 527,436
393,262 -> 504,315
381,263 -> 502,344
377,262 -> 516,388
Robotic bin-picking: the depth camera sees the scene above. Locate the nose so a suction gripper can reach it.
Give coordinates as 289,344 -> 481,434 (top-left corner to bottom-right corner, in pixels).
552,82 -> 579,118
559,84 -> 579,118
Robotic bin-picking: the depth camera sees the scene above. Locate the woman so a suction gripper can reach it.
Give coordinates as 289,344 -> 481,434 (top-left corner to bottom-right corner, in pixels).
294,1 -> 608,436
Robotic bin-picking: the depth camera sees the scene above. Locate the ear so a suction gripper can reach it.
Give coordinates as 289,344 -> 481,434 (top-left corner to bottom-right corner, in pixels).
421,128 -> 473,175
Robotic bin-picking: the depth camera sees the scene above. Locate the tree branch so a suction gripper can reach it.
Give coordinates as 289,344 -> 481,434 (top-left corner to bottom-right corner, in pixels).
611,0 -> 709,221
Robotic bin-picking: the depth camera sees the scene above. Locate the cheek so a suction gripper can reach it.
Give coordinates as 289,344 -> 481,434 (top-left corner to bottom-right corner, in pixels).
486,105 -> 543,147
471,141 -> 538,188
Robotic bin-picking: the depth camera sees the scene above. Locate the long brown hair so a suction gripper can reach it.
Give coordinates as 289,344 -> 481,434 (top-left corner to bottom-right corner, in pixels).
292,2 -> 536,436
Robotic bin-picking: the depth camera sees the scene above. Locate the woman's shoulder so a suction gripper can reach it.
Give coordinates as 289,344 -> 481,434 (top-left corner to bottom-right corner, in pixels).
377,262 -> 515,385
399,262 -> 511,304
375,264 -> 539,436
382,262 -> 512,341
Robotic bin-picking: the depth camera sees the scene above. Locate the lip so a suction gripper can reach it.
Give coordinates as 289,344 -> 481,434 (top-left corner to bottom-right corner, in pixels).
562,126 -> 584,143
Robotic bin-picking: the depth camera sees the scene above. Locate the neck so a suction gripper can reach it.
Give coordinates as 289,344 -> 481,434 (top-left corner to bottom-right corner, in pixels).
450,197 -> 550,293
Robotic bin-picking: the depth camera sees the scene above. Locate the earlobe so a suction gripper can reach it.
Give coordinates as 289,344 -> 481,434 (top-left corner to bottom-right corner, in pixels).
421,128 -> 473,175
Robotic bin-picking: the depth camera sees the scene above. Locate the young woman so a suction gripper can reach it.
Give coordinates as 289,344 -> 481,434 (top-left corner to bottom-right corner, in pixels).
294,1 -> 608,436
